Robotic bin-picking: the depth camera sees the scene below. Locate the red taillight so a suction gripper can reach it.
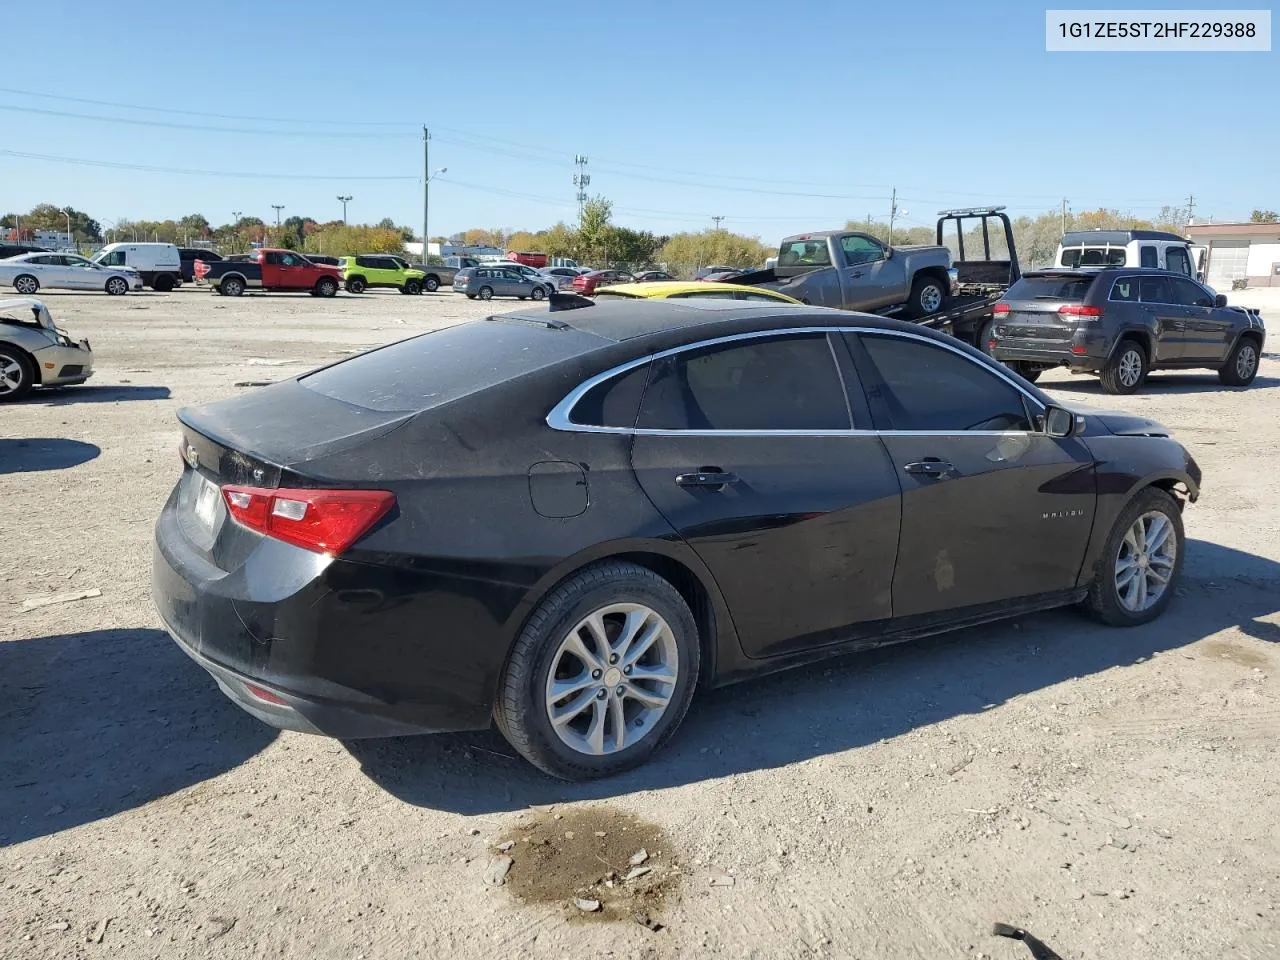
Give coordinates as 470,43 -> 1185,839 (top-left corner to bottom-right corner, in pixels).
221,485 -> 395,555
1059,304 -> 1102,318
244,682 -> 287,705
1071,345 -> 1088,355
992,303 -> 1010,318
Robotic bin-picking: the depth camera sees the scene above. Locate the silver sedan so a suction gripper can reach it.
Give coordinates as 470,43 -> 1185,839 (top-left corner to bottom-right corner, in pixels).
0,298 -> 95,402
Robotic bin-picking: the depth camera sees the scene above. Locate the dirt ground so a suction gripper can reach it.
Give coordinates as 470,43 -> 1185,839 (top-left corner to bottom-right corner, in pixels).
2,286 -> 1278,960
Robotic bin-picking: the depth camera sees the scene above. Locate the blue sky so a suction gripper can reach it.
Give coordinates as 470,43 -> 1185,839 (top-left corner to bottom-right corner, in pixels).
2,0 -> 1275,241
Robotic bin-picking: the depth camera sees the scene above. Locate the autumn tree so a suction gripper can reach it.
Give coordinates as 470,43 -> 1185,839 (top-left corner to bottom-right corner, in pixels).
1250,209 -> 1279,223
656,229 -> 771,276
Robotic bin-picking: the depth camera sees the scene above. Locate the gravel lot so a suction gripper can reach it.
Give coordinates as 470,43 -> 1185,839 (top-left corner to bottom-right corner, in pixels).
3,286 -> 1278,960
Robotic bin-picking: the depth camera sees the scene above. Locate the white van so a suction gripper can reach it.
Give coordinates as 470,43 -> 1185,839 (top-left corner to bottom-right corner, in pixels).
92,242 -> 183,291
1054,230 -> 1202,282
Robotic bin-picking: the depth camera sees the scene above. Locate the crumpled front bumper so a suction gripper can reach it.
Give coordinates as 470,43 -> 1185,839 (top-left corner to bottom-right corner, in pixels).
34,340 -> 94,385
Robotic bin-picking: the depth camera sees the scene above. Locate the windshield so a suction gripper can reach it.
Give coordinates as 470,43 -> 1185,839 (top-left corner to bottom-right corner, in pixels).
1059,246 -> 1126,268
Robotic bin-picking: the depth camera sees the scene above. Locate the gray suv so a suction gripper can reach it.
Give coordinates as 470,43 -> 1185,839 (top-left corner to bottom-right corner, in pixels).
991,268 -> 1265,394
452,266 -> 551,301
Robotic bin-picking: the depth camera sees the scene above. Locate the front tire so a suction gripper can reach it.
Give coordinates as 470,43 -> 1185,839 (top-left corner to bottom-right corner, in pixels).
477,286 -> 494,301
531,286 -> 546,301
346,277 -> 367,294
105,277 -> 129,296
315,277 -> 338,298
1218,337 -> 1260,387
0,346 -> 35,402
1100,340 -> 1147,394
1082,487 -> 1184,626
13,275 -> 39,295
906,273 -> 949,319
403,279 -> 422,295
494,561 -> 700,780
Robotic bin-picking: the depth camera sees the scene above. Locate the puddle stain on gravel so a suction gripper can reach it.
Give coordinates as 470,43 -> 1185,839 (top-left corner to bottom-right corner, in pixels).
496,806 -> 676,924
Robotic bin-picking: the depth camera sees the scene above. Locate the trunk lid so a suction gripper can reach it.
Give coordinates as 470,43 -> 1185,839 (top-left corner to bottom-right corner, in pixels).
997,272 -> 1100,342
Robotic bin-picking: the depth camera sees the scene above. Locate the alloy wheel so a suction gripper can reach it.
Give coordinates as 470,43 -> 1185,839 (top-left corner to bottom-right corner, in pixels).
1237,343 -> 1258,380
0,355 -> 25,395
15,276 -> 38,295
544,602 -> 679,756
920,284 -> 942,313
1118,348 -> 1143,387
1114,510 -> 1177,612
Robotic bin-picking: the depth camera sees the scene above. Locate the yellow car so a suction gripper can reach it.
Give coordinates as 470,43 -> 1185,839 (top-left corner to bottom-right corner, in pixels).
592,280 -> 802,305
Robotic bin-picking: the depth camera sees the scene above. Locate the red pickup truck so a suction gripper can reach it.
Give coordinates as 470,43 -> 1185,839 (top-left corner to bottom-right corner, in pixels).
194,249 -> 342,297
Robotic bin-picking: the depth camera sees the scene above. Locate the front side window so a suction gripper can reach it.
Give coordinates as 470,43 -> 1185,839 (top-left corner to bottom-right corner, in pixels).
1166,247 -> 1192,277
840,235 -> 885,266
280,253 -> 306,266
857,334 -> 1032,432
1172,277 -> 1213,308
637,334 -> 850,431
97,250 -> 126,266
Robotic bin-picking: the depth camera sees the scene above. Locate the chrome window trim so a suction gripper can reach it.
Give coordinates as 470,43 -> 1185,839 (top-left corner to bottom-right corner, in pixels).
545,325 -> 1046,437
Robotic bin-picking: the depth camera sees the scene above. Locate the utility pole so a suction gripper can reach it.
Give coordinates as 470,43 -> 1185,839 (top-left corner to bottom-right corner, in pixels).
231,211 -> 243,252
573,155 -> 590,217
1185,194 -> 1196,224
422,126 -> 430,259
711,216 -> 725,231
888,188 -> 899,245
1061,198 -> 1070,235
271,205 -> 284,228
337,195 -> 352,224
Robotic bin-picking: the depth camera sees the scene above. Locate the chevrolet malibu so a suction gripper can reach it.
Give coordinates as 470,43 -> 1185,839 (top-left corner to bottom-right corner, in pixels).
153,298 -> 1201,780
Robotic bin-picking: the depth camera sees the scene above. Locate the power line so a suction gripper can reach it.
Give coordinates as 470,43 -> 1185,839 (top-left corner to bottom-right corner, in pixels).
0,150 -> 419,180
0,103 -> 415,139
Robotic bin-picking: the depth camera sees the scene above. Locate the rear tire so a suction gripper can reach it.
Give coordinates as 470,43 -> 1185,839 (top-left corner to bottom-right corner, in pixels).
1008,361 -> 1042,383
977,319 -> 996,356
13,275 -> 39,295
152,274 -> 175,292
478,286 -> 494,301
423,275 -> 440,292
906,273 -> 949,319
1100,340 -> 1147,394
315,277 -> 338,298
105,277 -> 129,296
346,277 -> 367,294
0,346 -> 35,402
494,561 -> 700,780
220,276 -> 245,298
1218,337 -> 1260,387
1082,487 -> 1184,627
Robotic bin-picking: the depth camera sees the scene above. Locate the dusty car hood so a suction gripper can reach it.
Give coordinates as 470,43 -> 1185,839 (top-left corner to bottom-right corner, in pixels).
1066,405 -> 1173,437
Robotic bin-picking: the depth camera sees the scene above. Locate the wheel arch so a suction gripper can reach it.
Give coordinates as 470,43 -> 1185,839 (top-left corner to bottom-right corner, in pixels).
496,539 -> 741,694
0,339 -> 41,384
1107,328 -> 1153,362
217,271 -> 249,287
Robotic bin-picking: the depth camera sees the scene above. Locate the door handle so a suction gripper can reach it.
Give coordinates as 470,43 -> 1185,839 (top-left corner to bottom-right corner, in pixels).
904,459 -> 954,478
675,469 -> 740,490
849,271 -> 864,278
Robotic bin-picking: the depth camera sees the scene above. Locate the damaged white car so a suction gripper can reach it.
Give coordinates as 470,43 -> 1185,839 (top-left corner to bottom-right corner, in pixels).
0,298 -> 95,402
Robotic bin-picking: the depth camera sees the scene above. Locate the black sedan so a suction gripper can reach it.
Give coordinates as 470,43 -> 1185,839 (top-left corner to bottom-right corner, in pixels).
153,299 -> 1201,780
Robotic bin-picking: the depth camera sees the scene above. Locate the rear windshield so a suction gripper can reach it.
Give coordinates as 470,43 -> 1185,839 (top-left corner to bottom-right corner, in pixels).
1006,275 -> 1096,301
776,239 -> 831,267
1059,246 -> 1126,268
299,319 -> 604,413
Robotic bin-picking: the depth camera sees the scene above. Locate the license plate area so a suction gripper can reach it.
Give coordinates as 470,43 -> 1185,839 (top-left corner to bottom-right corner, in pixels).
192,473 -> 221,533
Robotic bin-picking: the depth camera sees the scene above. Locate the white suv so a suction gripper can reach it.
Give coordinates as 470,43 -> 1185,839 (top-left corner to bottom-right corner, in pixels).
1055,230 -> 1203,282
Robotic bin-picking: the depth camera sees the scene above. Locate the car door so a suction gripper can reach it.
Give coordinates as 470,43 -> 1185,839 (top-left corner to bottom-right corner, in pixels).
24,254 -> 64,287
846,331 -> 1095,619
1138,275 -> 1188,361
61,255 -> 101,289
278,252 -> 313,289
839,235 -> 900,308
1171,277 -> 1230,363
628,331 -> 902,658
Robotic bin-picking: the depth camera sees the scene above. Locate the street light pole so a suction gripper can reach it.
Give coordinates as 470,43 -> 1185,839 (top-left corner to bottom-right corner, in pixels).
64,208 -> 73,251
337,195 -> 352,224
271,205 -> 284,229
422,127 -> 430,261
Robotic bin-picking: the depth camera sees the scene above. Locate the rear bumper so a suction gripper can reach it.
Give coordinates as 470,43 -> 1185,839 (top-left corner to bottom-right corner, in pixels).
151,489 -> 497,739
992,328 -> 1113,370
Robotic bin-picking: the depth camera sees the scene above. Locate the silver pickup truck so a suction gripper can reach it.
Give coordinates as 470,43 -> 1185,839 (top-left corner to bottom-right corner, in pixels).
735,230 -> 957,318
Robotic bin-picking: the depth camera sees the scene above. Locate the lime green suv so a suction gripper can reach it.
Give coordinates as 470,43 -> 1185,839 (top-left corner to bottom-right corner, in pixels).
339,255 -> 426,295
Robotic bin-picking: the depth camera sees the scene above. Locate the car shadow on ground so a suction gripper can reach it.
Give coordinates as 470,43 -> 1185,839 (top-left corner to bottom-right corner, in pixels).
0,438 -> 100,474
1042,373 -> 1280,395
349,539 -> 1279,813
25,385 -> 172,404
0,629 -> 277,847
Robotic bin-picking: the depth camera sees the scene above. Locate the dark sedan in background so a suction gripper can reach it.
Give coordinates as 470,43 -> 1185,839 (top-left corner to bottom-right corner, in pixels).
573,269 -> 634,295
154,298 -> 1200,780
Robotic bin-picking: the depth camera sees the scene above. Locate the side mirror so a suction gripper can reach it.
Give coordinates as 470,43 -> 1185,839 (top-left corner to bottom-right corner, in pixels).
1214,293 -> 1228,308
1044,405 -> 1084,439
883,246 -> 893,259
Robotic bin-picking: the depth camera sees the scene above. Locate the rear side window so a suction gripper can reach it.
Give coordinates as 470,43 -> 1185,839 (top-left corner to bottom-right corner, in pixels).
571,364 -> 650,428
1006,276 -> 1096,301
1139,276 -> 1174,304
1059,247 -> 1126,268
637,334 -> 850,431
1140,245 -> 1159,268
1110,277 -> 1139,301
856,334 -> 1032,432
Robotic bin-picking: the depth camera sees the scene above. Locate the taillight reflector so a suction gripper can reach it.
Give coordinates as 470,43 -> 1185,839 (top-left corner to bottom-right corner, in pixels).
992,303 -> 1010,317
244,683 -> 287,705
1071,345 -> 1088,355
221,485 -> 395,555
1059,304 -> 1103,318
